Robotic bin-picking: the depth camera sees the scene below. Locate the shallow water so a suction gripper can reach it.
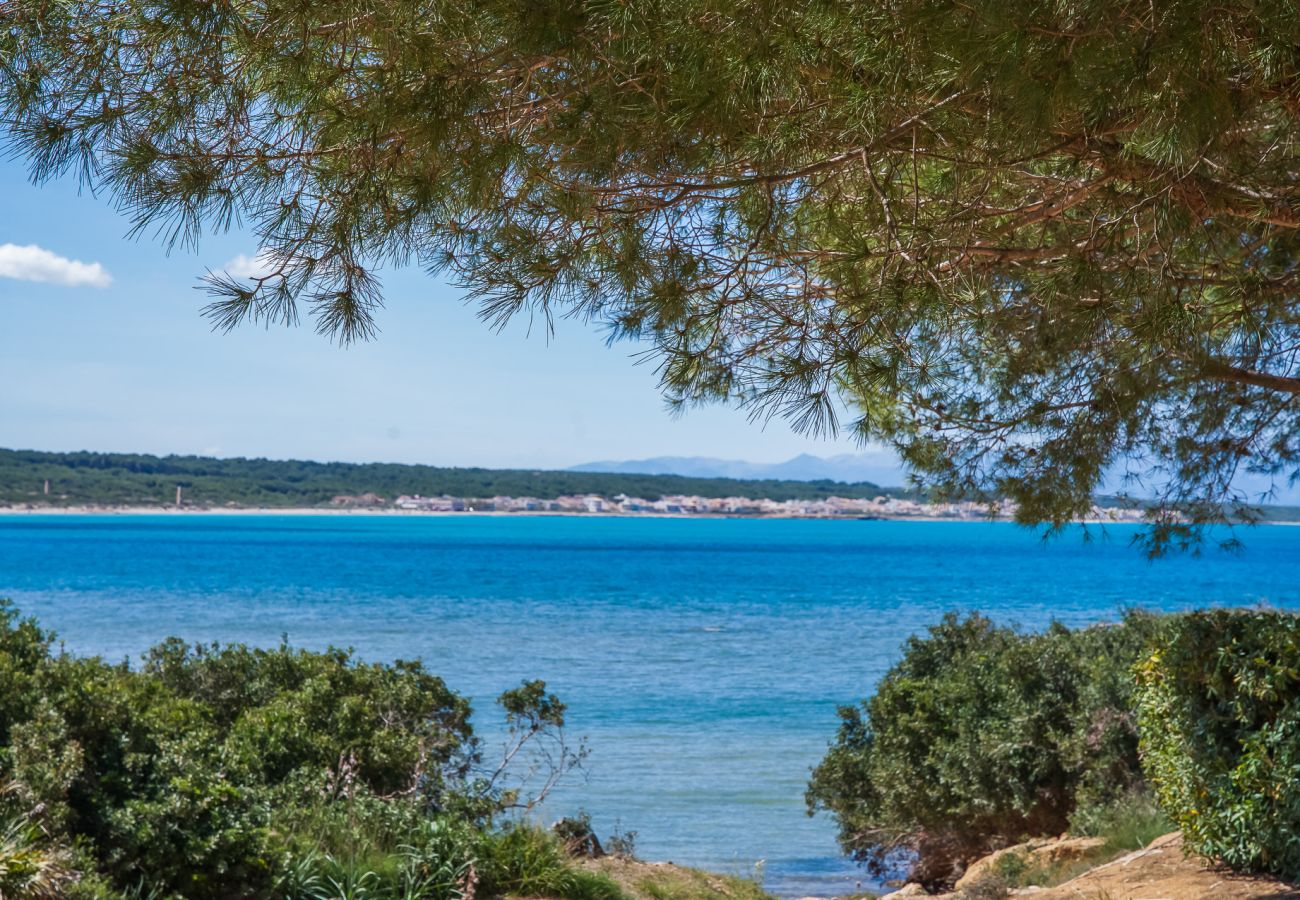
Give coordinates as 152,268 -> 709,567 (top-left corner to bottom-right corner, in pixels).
1,515 -> 1297,896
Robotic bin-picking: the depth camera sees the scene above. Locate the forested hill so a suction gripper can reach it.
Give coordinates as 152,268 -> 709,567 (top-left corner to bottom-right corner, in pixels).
0,448 -> 905,508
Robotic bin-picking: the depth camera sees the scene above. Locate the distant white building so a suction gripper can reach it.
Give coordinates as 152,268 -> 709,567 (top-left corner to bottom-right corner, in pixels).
394,494 -> 465,512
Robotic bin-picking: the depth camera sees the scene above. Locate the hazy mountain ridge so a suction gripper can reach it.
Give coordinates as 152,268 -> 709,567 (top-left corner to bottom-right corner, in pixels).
569,452 -> 907,486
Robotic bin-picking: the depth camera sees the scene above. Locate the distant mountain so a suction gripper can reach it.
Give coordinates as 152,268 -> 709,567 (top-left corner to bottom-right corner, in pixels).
568,452 -> 907,486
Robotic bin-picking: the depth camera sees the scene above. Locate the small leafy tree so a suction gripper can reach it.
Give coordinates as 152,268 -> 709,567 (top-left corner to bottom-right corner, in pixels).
491,681 -> 588,810
806,612 -> 1160,888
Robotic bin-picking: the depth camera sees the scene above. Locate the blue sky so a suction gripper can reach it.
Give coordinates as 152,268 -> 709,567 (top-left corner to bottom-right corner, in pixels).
1,157 -> 877,471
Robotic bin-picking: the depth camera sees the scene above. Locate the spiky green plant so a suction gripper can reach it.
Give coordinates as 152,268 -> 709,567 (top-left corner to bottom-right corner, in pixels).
0,805 -> 76,899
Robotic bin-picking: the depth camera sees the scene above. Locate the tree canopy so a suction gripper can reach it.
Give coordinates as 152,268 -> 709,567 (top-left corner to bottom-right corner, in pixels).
3,0 -> 1299,548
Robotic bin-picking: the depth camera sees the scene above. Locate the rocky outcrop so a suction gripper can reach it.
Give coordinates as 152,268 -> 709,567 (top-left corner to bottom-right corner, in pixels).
1018,832 -> 1300,900
951,835 -> 1104,891
880,884 -> 930,898
882,832 -> 1300,900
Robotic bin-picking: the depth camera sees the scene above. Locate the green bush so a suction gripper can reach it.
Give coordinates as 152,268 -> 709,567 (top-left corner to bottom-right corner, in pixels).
5,633 -> 477,895
267,820 -> 627,900
0,600 -> 599,899
1136,609 -> 1300,880
476,824 -> 625,900
271,814 -> 479,900
806,611 -> 1162,888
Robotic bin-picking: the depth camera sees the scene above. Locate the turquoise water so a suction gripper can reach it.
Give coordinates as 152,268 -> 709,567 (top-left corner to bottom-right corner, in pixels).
1,515 -> 1298,895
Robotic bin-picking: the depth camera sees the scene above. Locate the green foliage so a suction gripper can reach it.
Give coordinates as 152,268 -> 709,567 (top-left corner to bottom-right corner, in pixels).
272,816 -> 476,900
4,1 -> 1300,542
1135,609 -> 1300,880
0,448 -> 899,507
806,612 -> 1161,888
1068,790 -> 1173,853
476,824 -> 625,900
5,637 -> 475,895
630,868 -> 769,900
0,599 -> 54,747
139,636 -> 474,796
0,600 -> 602,899
266,819 -> 626,900
0,790 -> 75,899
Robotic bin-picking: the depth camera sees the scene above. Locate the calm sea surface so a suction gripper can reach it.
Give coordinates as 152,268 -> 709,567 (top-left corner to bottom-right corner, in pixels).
1,514 -> 1297,895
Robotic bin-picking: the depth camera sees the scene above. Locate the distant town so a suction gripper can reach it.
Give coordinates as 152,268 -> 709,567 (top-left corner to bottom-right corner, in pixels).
331,491 -> 1153,522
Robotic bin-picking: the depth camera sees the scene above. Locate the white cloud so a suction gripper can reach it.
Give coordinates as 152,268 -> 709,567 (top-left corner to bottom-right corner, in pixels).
0,243 -> 112,288
223,250 -> 278,280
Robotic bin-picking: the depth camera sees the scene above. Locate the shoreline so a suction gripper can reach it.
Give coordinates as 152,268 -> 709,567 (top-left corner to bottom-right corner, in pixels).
0,504 -> 994,521
3,505 -> 1294,525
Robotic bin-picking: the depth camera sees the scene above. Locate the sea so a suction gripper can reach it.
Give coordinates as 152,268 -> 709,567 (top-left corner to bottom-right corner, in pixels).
0,514 -> 1297,896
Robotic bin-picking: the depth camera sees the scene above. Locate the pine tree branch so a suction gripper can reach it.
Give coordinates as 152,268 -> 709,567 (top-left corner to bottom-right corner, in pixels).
1202,360 -> 1300,394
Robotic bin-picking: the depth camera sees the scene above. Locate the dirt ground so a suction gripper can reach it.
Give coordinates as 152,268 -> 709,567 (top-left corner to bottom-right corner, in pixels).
1009,832 -> 1300,900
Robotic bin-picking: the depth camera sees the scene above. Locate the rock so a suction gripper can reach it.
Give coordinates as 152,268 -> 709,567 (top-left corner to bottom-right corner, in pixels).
881,884 -> 930,898
1029,836 -> 1104,867
953,842 -> 1037,891
953,836 -> 1105,891
1009,832 -> 1300,899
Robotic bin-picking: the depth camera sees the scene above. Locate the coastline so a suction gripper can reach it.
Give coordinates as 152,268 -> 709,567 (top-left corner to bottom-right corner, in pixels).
2,504 -> 1286,525
0,504 -> 981,521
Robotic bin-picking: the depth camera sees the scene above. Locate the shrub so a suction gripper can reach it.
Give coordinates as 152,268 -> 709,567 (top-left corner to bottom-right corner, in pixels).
806,611 -> 1161,888
1135,609 -> 1300,880
0,601 -> 592,898
0,601 -> 53,749
141,637 -> 475,796
269,817 -> 627,900
5,636 -> 478,896
272,815 -> 480,900
476,824 -> 626,900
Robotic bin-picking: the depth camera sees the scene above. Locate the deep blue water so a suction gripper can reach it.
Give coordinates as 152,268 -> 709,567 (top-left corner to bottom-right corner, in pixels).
1,514 -> 1298,896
